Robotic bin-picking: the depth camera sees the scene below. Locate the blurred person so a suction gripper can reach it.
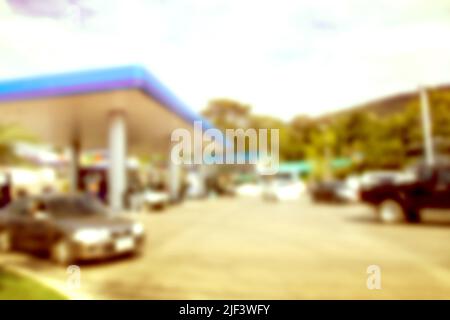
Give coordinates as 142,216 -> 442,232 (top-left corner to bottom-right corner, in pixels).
98,176 -> 107,202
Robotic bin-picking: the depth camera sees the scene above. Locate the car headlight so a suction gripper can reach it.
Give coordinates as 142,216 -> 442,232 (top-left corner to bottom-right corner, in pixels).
132,223 -> 144,235
73,229 -> 109,244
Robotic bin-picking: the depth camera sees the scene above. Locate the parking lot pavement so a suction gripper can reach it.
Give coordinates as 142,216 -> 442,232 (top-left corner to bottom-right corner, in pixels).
1,197 -> 450,299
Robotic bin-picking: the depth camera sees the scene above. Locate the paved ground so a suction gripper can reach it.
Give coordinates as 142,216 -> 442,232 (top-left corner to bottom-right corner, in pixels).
1,197 -> 450,299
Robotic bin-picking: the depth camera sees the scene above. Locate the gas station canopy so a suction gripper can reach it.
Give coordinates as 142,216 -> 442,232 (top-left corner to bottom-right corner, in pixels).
0,65 -> 212,154
0,65 -> 212,210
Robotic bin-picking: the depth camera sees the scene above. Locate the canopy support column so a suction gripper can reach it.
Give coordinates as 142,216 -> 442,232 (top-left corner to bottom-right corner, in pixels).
108,111 -> 127,212
68,139 -> 80,193
168,151 -> 181,203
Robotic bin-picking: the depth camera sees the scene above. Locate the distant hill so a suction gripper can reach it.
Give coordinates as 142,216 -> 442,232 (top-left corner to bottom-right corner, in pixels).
318,84 -> 450,121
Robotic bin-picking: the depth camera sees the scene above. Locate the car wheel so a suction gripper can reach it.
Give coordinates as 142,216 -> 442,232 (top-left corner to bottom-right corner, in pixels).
151,203 -> 164,211
50,239 -> 74,265
406,210 -> 421,223
378,199 -> 406,223
0,229 -> 12,252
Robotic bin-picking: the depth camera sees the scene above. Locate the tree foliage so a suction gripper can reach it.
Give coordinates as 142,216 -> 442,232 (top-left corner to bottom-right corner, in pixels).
0,124 -> 37,164
202,91 -> 450,175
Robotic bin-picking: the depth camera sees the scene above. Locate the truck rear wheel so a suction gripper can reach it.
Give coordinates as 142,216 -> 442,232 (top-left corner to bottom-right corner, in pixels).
406,210 -> 421,223
378,199 -> 406,223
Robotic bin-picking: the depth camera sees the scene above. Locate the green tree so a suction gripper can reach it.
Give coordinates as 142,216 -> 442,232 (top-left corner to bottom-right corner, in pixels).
250,115 -> 289,160
202,98 -> 251,130
285,116 -> 317,160
0,124 -> 37,164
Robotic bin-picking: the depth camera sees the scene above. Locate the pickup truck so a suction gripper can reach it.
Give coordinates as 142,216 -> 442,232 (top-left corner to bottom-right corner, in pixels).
360,166 -> 450,223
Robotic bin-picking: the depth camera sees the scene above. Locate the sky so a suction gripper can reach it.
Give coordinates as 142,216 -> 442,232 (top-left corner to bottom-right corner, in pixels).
1,0 -> 450,120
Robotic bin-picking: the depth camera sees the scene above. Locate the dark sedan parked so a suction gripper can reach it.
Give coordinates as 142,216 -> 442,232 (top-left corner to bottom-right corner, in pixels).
309,181 -> 348,203
360,165 -> 450,223
0,194 -> 145,265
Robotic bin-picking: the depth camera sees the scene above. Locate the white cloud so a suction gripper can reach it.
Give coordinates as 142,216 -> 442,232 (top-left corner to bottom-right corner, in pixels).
1,0 -> 450,120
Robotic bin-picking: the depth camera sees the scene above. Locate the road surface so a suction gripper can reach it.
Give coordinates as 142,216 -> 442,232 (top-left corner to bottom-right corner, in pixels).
1,197 -> 449,299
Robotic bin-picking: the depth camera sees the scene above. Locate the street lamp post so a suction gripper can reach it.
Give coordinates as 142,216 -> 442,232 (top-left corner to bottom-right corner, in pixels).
419,86 -> 435,166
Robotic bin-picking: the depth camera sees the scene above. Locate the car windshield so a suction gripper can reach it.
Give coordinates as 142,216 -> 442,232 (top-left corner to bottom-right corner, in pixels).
46,195 -> 110,217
